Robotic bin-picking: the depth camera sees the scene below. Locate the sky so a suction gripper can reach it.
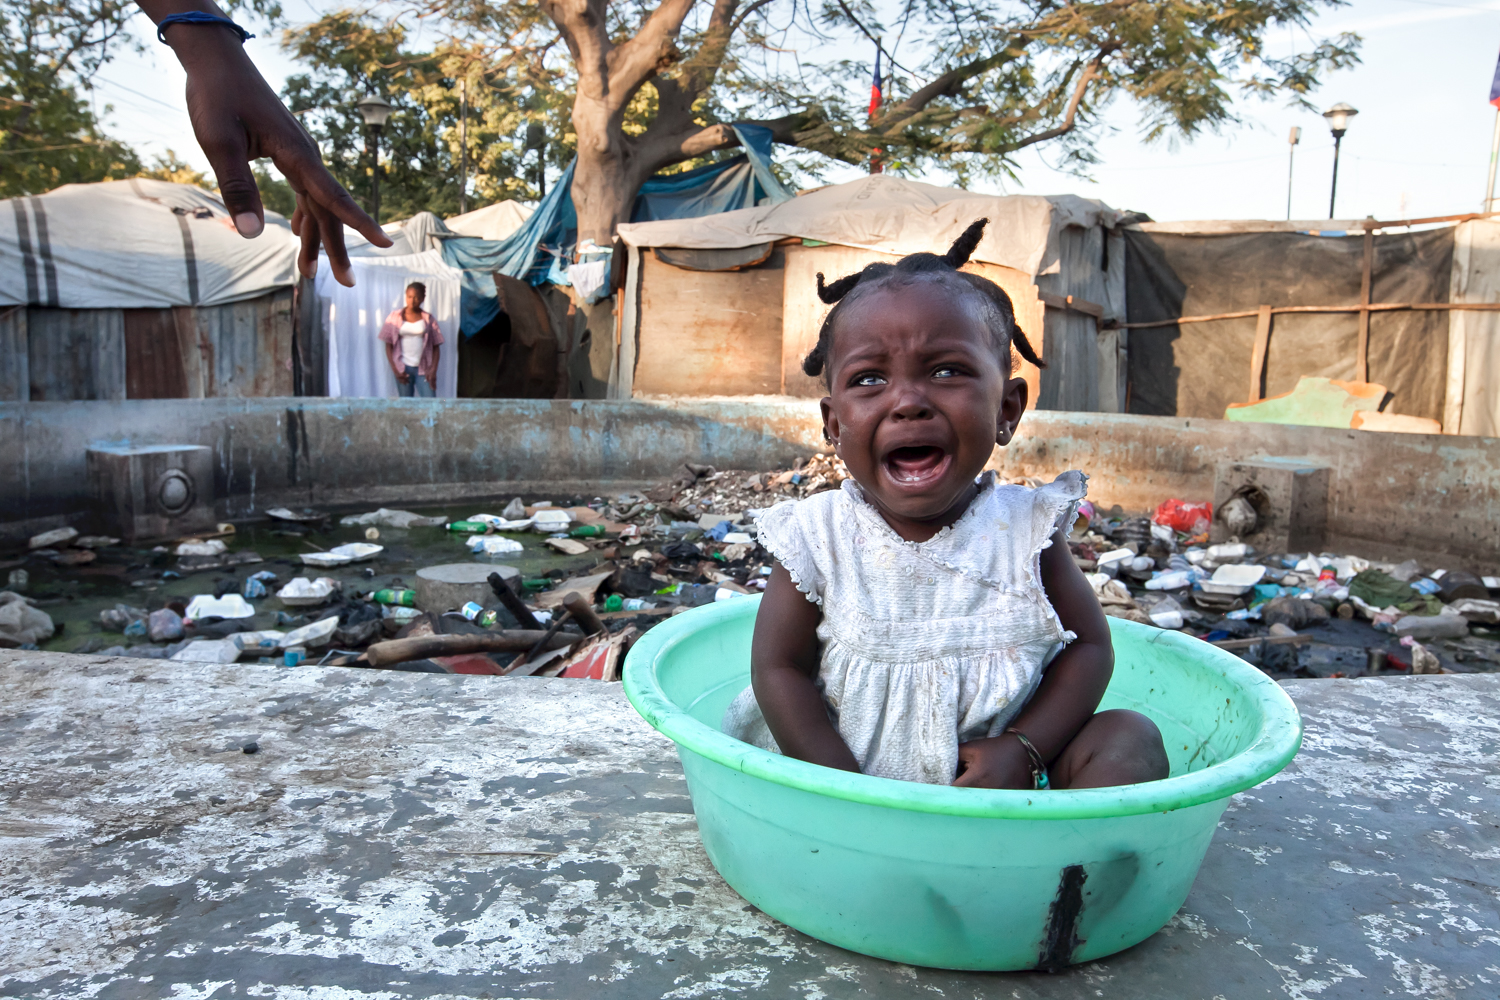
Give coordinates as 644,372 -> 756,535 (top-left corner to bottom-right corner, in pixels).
93,0 -> 1500,223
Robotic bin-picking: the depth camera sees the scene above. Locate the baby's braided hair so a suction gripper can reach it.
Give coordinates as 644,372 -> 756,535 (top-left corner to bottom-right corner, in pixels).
801,218 -> 1045,384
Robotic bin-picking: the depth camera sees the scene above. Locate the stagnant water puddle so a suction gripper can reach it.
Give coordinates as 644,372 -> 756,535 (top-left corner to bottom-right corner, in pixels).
16,498 -> 610,659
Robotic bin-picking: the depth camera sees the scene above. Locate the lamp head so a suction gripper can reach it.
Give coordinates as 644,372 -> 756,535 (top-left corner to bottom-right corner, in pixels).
357,94 -> 394,130
1322,102 -> 1358,137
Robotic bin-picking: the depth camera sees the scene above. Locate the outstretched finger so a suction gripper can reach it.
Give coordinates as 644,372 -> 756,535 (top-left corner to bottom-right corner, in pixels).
280,146 -> 391,249
293,194 -> 321,280
305,195 -> 355,287
197,127 -> 265,238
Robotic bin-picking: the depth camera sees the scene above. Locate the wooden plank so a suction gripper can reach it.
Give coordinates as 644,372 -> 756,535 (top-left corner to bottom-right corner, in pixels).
123,309 -> 190,399
634,248 -> 785,396
25,307 -> 126,401
1248,304 -> 1273,403
1356,228 -> 1373,383
0,305 -> 27,401
1039,292 -> 1105,319
1118,301 -> 1500,331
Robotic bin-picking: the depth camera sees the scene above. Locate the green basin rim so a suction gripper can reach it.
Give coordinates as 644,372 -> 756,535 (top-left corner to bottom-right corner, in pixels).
622,599 -> 1303,821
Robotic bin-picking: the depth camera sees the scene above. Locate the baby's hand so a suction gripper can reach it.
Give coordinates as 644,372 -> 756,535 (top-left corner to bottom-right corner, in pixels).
953,736 -> 1035,789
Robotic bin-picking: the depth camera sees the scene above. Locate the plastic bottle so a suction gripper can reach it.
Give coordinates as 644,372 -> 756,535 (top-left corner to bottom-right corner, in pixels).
1145,571 -> 1193,591
569,524 -> 606,538
374,588 -> 416,606
522,578 -> 551,591
445,520 -> 487,533
623,598 -> 656,611
461,601 -> 484,620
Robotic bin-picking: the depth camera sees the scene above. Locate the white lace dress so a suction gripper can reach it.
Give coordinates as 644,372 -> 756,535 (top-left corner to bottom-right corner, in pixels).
722,470 -> 1088,785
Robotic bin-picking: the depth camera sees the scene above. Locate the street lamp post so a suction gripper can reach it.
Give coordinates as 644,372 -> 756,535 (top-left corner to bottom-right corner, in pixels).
356,94 -> 394,224
1322,102 -> 1358,220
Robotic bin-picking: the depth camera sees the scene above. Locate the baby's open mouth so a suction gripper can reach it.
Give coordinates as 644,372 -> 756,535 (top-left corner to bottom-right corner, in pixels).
884,445 -> 951,486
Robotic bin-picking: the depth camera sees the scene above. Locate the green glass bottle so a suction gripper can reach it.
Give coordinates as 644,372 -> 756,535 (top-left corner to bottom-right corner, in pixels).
373,588 -> 416,606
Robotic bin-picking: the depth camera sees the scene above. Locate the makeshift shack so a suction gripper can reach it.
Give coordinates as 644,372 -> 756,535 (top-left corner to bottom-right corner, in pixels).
0,178 -> 300,401
1123,215 -> 1500,435
614,175 -> 1127,411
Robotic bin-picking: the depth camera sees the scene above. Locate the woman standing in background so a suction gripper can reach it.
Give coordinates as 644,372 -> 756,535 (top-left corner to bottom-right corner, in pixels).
380,282 -> 443,397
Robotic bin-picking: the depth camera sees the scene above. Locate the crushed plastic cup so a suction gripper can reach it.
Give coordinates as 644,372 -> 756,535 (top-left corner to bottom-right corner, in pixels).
283,647 -> 307,666
1203,563 -> 1267,595
148,608 -> 184,642
278,616 -> 339,649
1206,542 -> 1252,561
467,535 -> 524,555
184,594 -> 256,620
531,509 -> 572,533
277,577 -> 339,607
1149,608 -> 1185,629
232,631 -> 286,655
175,539 -> 228,557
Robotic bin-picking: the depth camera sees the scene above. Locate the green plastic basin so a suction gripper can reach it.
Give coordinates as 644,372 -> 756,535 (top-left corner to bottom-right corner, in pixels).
622,597 -> 1302,971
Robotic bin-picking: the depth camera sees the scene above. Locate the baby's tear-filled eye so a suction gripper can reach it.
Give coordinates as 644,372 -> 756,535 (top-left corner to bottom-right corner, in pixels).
854,372 -> 888,387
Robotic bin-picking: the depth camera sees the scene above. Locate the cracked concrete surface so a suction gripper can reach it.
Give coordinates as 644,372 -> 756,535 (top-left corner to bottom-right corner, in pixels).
1,651 -> 1496,998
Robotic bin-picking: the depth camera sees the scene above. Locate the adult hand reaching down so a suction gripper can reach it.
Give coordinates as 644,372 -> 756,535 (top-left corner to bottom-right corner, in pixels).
136,0 -> 392,286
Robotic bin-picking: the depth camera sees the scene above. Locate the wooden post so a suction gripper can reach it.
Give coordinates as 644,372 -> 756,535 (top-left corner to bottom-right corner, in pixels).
1356,228 -> 1373,383
1248,305 -> 1273,402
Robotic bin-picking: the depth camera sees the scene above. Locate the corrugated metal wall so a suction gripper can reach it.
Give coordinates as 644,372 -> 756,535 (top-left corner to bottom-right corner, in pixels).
0,306 -> 27,401
14,289 -> 295,401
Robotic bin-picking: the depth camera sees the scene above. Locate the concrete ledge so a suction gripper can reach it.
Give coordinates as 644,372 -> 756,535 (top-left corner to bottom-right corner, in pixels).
2,397 -> 1496,567
1,649 -> 1496,998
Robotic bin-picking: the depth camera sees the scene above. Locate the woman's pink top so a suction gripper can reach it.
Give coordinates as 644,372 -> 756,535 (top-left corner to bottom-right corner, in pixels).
378,309 -> 444,380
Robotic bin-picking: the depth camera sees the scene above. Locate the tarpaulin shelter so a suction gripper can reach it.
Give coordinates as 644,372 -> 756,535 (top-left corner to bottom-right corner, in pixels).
0,178 -> 300,401
613,174 -> 1127,408
440,124 -> 793,337
445,200 -> 533,241
1123,216 -> 1499,435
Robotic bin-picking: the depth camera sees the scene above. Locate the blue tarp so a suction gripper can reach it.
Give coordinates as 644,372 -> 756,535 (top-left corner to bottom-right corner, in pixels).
441,124 -> 791,335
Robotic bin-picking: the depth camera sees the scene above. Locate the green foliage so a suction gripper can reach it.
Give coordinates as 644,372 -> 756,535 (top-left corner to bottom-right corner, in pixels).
252,161 -> 297,218
0,0 -> 141,195
786,0 -> 1363,182
0,0 -> 281,196
138,149 -> 214,189
280,10 -> 562,221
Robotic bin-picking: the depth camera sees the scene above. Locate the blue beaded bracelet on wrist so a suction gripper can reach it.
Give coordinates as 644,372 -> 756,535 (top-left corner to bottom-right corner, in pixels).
155,11 -> 255,43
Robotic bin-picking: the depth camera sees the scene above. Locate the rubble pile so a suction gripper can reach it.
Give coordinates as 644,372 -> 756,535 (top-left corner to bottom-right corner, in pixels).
1070,499 -> 1500,679
5,455 -> 1496,682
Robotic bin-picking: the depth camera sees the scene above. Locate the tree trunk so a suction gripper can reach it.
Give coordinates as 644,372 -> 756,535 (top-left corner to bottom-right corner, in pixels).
571,139 -> 637,246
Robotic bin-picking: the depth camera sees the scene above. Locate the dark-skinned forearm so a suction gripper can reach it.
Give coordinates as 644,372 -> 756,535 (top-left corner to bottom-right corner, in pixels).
752,661 -> 859,772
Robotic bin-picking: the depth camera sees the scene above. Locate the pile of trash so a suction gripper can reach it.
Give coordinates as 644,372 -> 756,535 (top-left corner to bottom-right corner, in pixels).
10,452 -> 1495,684
1069,498 -> 1500,678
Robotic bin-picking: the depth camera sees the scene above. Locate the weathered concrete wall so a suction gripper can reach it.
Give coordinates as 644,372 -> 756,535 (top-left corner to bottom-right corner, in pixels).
0,396 -> 826,541
2,396 -> 1495,568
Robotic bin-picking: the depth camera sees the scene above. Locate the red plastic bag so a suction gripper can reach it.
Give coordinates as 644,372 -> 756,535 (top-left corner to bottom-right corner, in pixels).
1153,498 -> 1212,535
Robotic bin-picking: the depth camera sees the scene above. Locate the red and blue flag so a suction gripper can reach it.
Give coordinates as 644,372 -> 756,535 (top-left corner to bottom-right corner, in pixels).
869,45 -> 883,117
1490,46 -> 1500,106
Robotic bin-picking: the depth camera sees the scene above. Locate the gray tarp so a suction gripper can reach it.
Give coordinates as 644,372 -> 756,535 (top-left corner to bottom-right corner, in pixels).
1124,227 -> 1453,422
0,179 -> 297,309
618,174 -> 1120,279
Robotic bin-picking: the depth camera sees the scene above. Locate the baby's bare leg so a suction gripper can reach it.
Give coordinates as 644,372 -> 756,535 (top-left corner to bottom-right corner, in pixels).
1048,709 -> 1169,789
